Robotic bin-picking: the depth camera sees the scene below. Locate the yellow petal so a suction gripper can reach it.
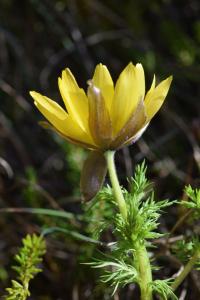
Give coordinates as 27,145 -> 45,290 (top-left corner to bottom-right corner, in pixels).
111,62 -> 145,135
92,63 -> 114,112
135,63 -> 145,99
58,69 -> 89,132
30,91 -> 95,146
39,121 -> 98,150
149,75 -> 156,92
144,76 -> 173,120
143,75 -> 155,114
30,91 -> 67,120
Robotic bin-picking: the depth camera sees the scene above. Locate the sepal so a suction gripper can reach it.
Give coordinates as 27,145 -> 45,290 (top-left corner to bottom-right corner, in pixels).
87,81 -> 112,149
80,151 -> 107,201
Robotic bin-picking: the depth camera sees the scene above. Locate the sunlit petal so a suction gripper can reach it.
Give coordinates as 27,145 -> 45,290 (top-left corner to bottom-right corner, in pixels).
135,63 -> 145,99
30,91 -> 95,146
58,69 -> 89,132
144,76 -> 173,120
92,64 -> 114,112
30,91 -> 67,119
111,63 -> 145,135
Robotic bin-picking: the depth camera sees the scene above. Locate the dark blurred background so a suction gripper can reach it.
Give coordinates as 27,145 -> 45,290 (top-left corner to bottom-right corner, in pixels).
0,0 -> 199,299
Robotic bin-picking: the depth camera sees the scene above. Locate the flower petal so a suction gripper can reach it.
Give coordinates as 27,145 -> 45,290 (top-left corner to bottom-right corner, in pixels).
80,151 -> 107,201
58,69 -> 89,132
87,82 -> 112,149
111,63 -> 145,135
135,63 -> 145,98
30,91 -> 95,146
39,121 -> 98,150
111,98 -> 147,149
92,63 -> 114,112
30,91 -> 68,120
145,76 -> 173,120
123,123 -> 149,147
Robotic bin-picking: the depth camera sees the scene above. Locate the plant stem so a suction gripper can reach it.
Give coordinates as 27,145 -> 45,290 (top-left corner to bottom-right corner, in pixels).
136,243 -> 153,300
105,150 -> 127,220
105,150 -> 153,299
171,250 -> 200,291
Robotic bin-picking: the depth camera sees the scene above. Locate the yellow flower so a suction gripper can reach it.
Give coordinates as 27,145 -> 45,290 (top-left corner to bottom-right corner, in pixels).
30,62 -> 172,151
30,63 -> 172,200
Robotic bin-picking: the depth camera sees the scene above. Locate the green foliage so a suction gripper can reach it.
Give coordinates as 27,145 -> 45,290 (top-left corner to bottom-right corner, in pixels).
172,237 -> 200,266
172,186 -> 200,267
84,186 -> 115,240
5,234 -> 46,300
87,162 -> 175,295
181,185 -> 200,210
150,279 -> 178,300
129,161 -> 150,196
89,258 -> 138,295
115,163 -> 174,248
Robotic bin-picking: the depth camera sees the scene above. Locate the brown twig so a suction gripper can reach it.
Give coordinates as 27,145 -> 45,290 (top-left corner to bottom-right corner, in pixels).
167,209 -> 193,243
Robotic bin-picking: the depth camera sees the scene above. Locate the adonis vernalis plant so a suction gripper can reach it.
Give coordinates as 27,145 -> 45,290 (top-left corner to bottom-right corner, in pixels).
27,64 -> 200,299
30,63 -> 172,200
28,62 -> 174,300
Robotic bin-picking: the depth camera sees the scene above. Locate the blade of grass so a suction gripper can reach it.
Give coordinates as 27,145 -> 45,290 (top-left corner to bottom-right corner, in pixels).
0,207 -> 83,221
42,226 -> 107,246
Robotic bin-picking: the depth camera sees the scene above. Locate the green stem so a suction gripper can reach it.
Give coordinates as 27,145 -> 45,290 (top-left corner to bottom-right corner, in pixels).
171,250 -> 200,291
136,244 -> 153,300
105,150 -> 152,299
105,150 -> 127,220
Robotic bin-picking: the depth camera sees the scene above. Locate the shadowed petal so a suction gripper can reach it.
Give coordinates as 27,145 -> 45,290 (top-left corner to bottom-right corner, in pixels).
92,64 -> 114,112
145,76 -> 173,120
110,98 -> 147,149
80,151 -> 107,201
123,123 -> 149,147
87,82 -> 112,148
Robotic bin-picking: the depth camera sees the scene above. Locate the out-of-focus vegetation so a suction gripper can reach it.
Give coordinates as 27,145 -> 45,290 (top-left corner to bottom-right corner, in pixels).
0,0 -> 199,299
5,234 -> 46,300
